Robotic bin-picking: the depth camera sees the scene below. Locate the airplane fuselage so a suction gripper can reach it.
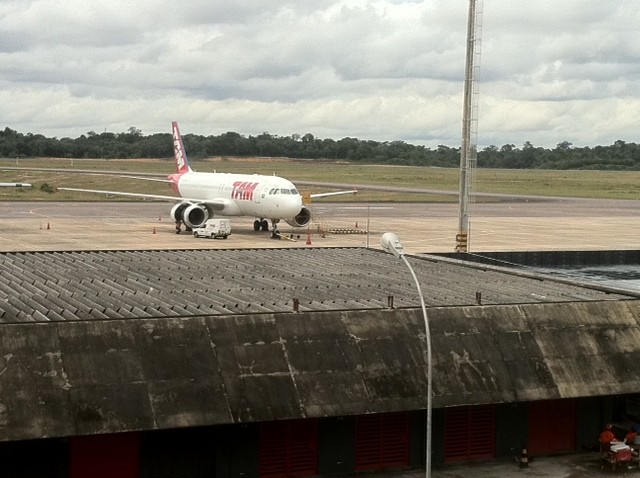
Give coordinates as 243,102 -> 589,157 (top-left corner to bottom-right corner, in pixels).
174,171 -> 304,219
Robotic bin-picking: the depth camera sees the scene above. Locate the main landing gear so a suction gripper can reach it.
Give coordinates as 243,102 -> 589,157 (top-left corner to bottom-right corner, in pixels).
253,218 -> 280,239
253,219 -> 269,232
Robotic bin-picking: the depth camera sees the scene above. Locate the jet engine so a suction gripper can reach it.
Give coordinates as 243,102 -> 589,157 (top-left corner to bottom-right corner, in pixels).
284,206 -> 311,227
170,202 -> 209,228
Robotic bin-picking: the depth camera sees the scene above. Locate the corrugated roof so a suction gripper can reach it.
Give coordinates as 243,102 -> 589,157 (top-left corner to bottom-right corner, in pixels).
0,247 -> 634,323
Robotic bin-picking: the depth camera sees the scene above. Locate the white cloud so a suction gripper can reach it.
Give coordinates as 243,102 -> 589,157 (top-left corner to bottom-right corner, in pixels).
1,0 -> 639,149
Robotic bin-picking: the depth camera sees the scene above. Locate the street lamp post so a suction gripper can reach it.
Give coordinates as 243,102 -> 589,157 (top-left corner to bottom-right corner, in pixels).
380,232 -> 432,478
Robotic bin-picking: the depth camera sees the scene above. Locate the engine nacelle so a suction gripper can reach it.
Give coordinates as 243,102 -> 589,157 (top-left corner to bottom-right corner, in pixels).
183,204 -> 209,228
170,202 -> 209,228
170,202 -> 189,222
284,206 -> 311,228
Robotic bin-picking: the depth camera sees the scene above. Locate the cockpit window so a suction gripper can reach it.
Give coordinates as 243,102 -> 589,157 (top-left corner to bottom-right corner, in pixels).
268,188 -> 299,195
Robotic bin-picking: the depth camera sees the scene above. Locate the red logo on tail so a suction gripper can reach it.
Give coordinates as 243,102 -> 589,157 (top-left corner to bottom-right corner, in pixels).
172,121 -> 190,174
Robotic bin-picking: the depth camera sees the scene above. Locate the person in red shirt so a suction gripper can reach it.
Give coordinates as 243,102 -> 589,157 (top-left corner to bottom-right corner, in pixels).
625,424 -> 640,446
625,429 -> 637,445
600,424 -> 617,451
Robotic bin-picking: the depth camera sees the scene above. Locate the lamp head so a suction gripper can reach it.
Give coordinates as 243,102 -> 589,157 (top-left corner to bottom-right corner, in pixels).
380,232 -> 405,258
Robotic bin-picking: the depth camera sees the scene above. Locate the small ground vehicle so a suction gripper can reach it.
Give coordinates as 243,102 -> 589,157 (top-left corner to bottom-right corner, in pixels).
601,442 -> 635,471
192,219 -> 231,239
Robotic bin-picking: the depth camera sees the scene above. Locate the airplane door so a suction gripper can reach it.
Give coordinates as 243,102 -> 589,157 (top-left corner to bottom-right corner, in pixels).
254,183 -> 266,205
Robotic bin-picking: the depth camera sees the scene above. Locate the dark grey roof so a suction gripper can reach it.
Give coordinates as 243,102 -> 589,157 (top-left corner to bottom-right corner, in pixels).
0,248 -> 634,323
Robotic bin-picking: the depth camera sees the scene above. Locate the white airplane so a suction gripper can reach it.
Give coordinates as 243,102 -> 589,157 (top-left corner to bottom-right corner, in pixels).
59,122 -> 356,237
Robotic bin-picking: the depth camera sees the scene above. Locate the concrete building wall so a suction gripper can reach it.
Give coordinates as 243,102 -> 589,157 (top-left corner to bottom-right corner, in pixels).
3,301 -> 640,442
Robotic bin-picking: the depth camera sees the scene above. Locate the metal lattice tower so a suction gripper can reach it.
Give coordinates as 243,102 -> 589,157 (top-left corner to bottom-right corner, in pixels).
455,0 -> 483,252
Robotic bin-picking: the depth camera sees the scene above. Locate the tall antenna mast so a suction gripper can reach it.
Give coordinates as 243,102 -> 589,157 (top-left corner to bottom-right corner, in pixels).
455,0 -> 483,252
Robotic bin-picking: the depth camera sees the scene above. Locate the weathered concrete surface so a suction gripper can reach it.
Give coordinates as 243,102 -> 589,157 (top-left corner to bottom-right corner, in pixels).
2,301 -> 640,441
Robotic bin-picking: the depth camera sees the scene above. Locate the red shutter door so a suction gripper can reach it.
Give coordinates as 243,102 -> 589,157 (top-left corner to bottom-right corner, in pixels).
528,399 -> 576,454
355,412 -> 410,471
288,420 -> 318,477
444,405 -> 495,463
69,432 -> 140,478
259,419 -> 318,478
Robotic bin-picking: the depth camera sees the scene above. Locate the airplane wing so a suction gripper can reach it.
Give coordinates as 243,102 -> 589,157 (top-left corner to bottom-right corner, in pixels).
119,175 -> 170,183
303,188 -> 357,204
56,187 -> 227,211
0,182 -> 32,187
309,189 -> 357,199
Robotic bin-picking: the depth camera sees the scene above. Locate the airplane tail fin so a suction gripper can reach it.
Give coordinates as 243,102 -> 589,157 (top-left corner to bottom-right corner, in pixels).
172,121 -> 192,174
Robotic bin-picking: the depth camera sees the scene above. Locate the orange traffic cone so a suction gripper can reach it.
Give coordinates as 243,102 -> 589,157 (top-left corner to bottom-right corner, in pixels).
306,232 -> 312,245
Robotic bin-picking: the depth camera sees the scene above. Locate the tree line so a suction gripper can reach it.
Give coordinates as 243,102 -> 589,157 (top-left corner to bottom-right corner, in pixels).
1,126 -> 639,170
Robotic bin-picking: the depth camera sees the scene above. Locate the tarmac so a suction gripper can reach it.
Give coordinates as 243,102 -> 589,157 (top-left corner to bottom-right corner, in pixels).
2,198 -> 640,477
1,197 -> 640,254
375,452 -> 635,478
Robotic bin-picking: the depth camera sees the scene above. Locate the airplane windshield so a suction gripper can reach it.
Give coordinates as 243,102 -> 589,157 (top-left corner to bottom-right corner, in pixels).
268,188 -> 299,195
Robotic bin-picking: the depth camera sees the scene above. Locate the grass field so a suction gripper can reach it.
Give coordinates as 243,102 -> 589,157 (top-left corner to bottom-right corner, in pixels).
2,157 -> 640,202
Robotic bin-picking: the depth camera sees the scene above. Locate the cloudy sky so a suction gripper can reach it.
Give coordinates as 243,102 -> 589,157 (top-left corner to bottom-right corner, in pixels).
1,0 -> 639,149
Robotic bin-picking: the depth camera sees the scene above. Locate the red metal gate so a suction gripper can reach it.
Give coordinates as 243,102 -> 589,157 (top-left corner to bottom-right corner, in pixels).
259,419 -> 318,478
444,405 -> 495,463
528,399 -> 576,454
355,412 -> 410,471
